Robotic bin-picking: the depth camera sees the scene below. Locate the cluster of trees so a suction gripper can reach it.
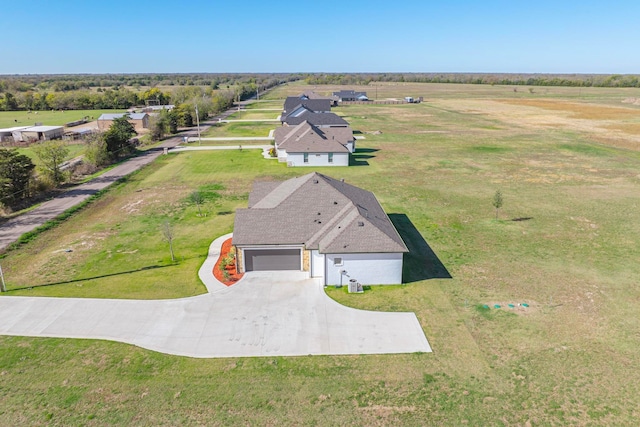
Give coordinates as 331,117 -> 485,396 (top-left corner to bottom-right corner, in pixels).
0,73 -> 301,93
0,73 -> 299,112
0,87 -> 172,112
304,73 -> 640,88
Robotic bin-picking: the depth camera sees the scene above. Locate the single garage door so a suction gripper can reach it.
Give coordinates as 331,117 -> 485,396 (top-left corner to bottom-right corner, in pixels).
244,249 -> 301,271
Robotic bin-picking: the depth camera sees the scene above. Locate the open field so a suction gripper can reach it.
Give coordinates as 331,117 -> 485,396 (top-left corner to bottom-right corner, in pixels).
2,82 -> 640,424
0,109 -> 125,129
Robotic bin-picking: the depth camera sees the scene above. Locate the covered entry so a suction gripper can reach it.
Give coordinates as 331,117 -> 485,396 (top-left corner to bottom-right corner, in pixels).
244,248 -> 301,271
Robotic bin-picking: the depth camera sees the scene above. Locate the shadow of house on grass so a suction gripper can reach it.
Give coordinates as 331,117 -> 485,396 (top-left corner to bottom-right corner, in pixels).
389,213 -> 452,283
349,148 -> 378,167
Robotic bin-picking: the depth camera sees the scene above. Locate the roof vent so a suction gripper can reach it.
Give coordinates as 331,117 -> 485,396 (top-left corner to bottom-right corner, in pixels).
340,178 -> 345,182
313,179 -> 319,184
358,221 -> 364,227
317,212 -> 321,215
333,201 -> 338,205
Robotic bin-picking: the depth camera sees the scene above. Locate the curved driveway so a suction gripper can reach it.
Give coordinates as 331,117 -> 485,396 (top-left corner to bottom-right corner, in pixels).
0,235 -> 431,358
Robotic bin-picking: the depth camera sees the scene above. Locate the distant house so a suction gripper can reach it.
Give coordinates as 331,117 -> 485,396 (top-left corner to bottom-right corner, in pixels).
300,90 -> 339,105
97,113 -> 149,133
333,90 -> 369,102
141,104 -> 175,113
281,110 -> 349,128
233,172 -> 408,285
12,126 -> 64,142
274,121 -> 355,167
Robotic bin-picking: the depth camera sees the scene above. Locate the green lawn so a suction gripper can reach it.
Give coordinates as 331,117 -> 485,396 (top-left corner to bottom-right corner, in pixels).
226,110 -> 281,120
0,109 -> 126,128
2,82 -> 640,425
202,121 -> 276,138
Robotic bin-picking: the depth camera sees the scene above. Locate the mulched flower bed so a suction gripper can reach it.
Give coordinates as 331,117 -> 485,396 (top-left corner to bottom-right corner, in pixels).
213,238 -> 244,286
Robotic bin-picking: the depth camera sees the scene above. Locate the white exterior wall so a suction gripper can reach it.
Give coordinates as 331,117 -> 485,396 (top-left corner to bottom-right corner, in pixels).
287,152 -> 349,167
325,253 -> 404,285
311,250 -> 324,278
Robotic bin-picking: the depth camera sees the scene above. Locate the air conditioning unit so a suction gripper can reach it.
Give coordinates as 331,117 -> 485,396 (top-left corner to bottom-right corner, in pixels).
287,162 -> 294,167
348,279 -> 363,293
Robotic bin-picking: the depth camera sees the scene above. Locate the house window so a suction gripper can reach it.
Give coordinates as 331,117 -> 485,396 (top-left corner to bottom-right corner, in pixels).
334,257 -> 343,266
328,153 -> 334,163
303,153 -> 309,163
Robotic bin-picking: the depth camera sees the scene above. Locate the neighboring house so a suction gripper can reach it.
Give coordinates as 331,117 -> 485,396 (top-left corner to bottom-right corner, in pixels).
282,110 -> 349,128
97,113 -> 149,132
233,172 -> 408,285
282,98 -> 332,118
12,126 -> 64,142
333,90 -> 369,102
274,121 -> 355,167
300,90 -> 340,105
140,104 -> 175,113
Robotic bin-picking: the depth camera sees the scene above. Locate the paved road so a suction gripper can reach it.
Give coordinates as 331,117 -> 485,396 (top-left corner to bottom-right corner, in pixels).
0,108 -> 240,252
0,234 -> 431,358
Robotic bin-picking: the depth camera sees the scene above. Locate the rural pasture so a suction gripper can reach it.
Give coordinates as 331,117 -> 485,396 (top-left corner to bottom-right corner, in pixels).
1,82 -> 640,425
0,109 -> 125,129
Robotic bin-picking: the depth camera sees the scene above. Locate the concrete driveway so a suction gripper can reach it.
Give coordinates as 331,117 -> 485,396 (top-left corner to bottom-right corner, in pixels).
0,235 -> 431,358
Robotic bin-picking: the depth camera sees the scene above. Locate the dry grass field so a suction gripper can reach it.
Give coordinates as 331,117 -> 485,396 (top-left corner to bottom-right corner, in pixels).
1,82 -> 640,425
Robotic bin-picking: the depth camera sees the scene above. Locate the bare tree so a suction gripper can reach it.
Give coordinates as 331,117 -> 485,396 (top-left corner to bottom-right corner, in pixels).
162,221 -> 175,262
492,190 -> 503,220
189,191 -> 204,217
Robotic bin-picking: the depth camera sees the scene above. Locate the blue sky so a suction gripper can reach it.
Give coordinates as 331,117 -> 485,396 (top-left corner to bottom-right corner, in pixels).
1,0 -> 638,74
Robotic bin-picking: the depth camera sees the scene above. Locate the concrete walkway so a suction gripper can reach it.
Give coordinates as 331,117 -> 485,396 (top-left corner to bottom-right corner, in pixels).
169,145 -> 275,160
187,136 -> 274,142
0,234 -> 431,358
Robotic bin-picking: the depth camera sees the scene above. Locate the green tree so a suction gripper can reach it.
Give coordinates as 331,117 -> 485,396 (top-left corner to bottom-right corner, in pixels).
492,190 -> 504,220
104,116 -> 136,158
149,111 -> 169,141
0,148 -> 35,207
84,133 -> 110,167
33,140 -> 69,186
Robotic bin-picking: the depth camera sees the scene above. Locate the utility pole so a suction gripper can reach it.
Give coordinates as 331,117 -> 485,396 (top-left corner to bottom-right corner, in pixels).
195,104 -> 201,145
0,264 -> 6,292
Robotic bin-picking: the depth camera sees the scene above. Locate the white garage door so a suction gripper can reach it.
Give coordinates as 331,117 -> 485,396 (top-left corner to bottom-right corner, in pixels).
244,249 -> 301,271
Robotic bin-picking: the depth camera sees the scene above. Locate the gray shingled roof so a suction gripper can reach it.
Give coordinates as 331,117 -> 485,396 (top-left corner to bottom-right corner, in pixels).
282,98 -> 332,116
233,173 -> 408,254
274,121 -> 352,153
282,111 -> 349,127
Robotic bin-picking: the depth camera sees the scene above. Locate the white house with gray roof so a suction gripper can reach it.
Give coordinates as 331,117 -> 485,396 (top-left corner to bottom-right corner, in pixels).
274,121 -> 354,167
233,173 -> 408,285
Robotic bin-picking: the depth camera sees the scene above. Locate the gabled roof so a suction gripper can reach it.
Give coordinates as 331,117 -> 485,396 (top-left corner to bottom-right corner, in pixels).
98,113 -> 148,121
274,121 -> 353,153
233,173 -> 407,254
282,98 -> 332,116
282,111 -> 349,127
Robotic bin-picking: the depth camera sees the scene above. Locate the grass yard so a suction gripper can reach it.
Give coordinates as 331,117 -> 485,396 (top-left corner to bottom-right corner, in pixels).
201,121 -> 276,138
226,110 -> 280,120
2,82 -> 640,425
0,109 -> 125,129
16,141 -> 87,167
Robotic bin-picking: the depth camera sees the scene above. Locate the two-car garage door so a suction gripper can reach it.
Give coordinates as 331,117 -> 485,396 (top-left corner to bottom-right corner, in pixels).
244,249 -> 301,271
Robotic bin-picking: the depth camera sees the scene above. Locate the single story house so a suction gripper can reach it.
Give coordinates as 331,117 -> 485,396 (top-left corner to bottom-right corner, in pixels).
282,111 -> 349,128
282,98 -> 332,117
233,172 -> 408,285
333,90 -> 369,102
274,121 -> 354,167
12,125 -> 64,142
97,113 -> 149,132
300,90 -> 339,105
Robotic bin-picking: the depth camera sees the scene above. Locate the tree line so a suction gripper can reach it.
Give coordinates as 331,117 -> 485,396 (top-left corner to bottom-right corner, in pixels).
304,73 -> 640,88
0,76 -> 287,112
